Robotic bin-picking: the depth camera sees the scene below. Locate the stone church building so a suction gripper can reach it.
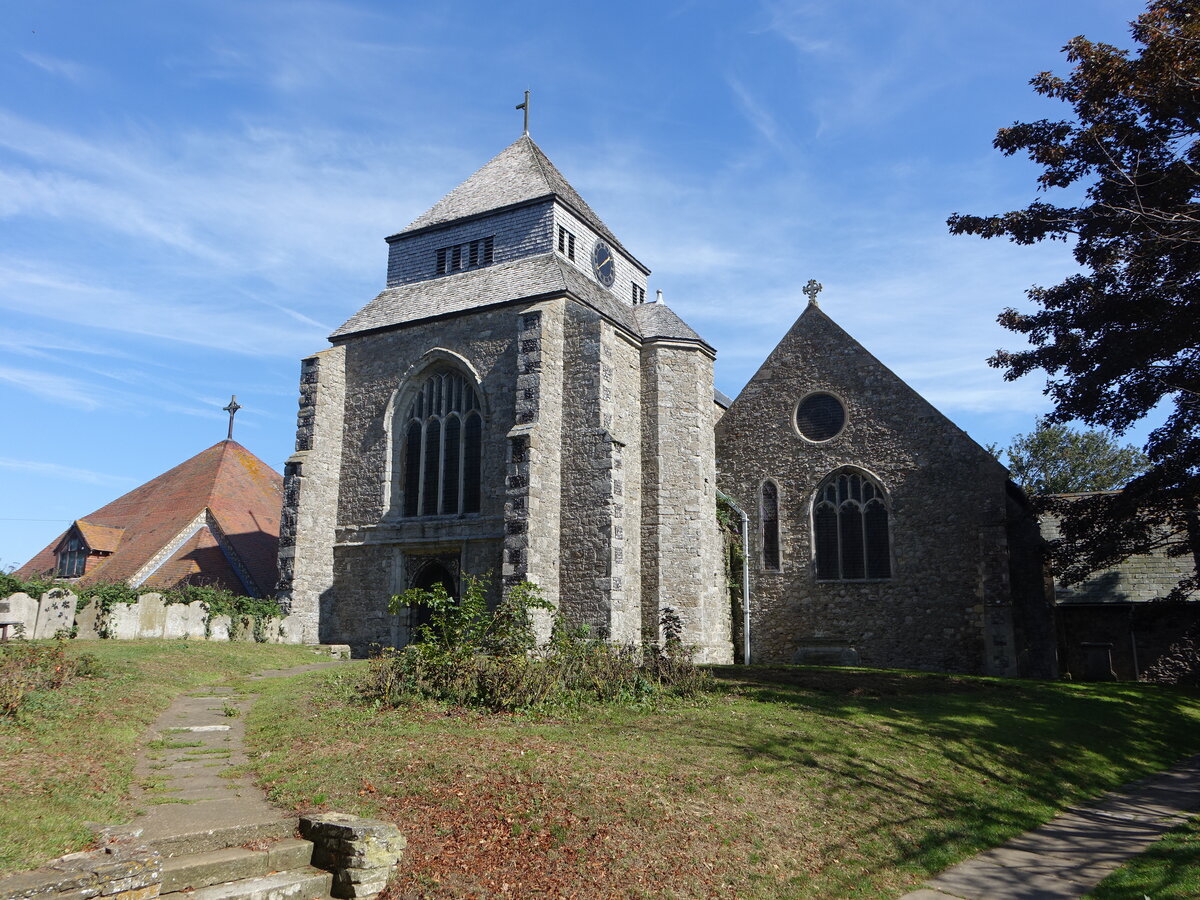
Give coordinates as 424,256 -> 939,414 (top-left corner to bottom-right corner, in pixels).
277,135 -> 1056,676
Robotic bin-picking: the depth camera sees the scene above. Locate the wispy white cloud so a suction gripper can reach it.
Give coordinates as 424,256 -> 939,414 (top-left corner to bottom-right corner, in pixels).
0,365 -> 104,410
726,75 -> 784,150
0,456 -> 136,487
0,261 -> 324,357
19,52 -> 95,85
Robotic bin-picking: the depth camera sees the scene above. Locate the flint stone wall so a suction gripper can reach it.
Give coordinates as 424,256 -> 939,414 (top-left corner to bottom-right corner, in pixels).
716,306 -> 1019,675
318,303 -> 523,655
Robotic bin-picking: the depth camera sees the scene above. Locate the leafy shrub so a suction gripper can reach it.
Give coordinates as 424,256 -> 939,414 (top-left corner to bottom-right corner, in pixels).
0,638 -> 101,716
362,577 -> 709,712
0,571 -> 62,600
1141,636 -> 1200,687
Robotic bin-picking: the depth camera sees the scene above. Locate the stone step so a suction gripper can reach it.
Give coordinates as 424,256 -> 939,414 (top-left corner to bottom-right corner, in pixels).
161,839 -> 314,893
143,818 -> 295,858
161,866 -> 332,900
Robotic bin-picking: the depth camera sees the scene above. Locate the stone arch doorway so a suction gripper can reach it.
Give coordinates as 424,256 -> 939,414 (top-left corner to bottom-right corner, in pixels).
408,561 -> 457,639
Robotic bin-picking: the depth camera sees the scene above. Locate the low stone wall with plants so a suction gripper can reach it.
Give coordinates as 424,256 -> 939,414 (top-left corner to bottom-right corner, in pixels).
0,577 -> 303,644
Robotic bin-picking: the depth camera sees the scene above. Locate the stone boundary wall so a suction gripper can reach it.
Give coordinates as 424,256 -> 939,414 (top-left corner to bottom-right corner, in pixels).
0,591 -> 304,643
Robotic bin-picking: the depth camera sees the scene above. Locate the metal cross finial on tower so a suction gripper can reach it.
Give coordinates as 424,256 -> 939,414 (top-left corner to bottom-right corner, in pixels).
222,394 -> 242,441
803,279 -> 823,306
515,90 -> 530,135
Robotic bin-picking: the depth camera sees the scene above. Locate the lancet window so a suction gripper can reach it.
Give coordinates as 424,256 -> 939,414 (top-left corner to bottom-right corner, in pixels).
401,369 -> 483,517
761,480 -> 781,571
813,470 -> 891,580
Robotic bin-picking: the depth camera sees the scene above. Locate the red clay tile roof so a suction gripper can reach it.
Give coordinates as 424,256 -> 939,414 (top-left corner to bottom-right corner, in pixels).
73,522 -> 125,554
140,526 -> 245,594
17,441 -> 283,596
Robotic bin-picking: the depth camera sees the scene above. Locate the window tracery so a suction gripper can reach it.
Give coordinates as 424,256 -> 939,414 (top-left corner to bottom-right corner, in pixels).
400,369 -> 483,517
813,470 -> 891,580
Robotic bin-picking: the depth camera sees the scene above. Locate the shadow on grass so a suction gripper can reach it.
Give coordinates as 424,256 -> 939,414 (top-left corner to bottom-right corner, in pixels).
704,665 -> 1200,881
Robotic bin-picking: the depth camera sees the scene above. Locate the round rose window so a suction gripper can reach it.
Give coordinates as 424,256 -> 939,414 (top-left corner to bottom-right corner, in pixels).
795,393 -> 846,442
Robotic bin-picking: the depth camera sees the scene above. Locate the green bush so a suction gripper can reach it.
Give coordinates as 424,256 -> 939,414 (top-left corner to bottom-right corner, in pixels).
0,572 -> 61,600
362,576 -> 708,712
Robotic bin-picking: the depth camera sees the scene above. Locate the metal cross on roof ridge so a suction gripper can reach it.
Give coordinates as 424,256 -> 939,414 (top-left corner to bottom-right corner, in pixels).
516,90 -> 530,136
223,394 -> 242,441
804,279 -> 823,306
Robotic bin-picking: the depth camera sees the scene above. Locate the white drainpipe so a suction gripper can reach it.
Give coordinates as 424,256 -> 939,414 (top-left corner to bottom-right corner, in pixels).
717,489 -> 752,664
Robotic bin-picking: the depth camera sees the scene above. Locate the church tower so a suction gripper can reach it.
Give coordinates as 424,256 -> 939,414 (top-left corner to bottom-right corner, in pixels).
277,135 -> 732,663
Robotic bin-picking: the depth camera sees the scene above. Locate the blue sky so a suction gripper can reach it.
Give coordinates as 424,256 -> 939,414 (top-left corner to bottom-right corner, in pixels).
0,0 -> 1148,569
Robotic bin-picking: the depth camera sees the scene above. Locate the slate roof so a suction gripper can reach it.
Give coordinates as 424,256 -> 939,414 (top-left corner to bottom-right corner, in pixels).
333,253 -> 643,340
633,303 -> 712,350
399,135 -> 644,270
17,441 -> 283,596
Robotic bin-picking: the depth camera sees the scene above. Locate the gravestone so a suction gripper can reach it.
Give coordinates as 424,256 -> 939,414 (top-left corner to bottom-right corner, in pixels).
1,592 -> 38,638
164,601 -> 207,639
106,602 -> 142,640
272,616 -> 305,644
208,615 -> 232,641
74,601 -> 103,639
33,591 -> 78,639
136,594 -> 168,638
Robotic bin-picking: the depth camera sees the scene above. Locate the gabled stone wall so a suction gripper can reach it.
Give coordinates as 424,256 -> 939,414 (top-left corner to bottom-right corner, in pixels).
716,306 -> 1021,675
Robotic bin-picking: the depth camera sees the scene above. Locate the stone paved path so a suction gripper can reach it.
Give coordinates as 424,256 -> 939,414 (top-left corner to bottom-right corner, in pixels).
117,660 -> 346,857
899,754 -> 1200,900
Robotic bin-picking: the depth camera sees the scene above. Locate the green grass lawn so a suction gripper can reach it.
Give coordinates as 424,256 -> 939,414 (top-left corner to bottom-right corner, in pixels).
0,639 -> 323,875
1086,815 -> 1200,899
243,664 -> 1200,899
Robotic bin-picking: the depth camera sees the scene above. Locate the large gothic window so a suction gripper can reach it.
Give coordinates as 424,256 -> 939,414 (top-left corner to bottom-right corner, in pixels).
813,470 -> 891,580
401,369 -> 483,517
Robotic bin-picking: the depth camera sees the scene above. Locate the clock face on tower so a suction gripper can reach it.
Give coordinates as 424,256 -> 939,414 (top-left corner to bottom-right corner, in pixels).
591,240 -> 617,288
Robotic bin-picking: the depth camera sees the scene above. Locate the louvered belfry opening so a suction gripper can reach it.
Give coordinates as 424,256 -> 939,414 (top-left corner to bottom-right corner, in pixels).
813,470 -> 891,580
401,369 -> 483,517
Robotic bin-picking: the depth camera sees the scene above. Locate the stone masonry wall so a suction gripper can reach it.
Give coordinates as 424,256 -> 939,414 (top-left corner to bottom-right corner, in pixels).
641,340 -> 732,664
323,303 -> 552,653
715,306 -> 1015,675
507,300 -> 565,642
277,346 -> 346,643
607,323 -> 644,645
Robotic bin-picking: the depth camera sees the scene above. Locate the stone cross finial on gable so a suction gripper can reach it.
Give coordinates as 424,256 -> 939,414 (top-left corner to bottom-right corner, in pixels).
223,395 -> 242,441
803,279 -> 823,306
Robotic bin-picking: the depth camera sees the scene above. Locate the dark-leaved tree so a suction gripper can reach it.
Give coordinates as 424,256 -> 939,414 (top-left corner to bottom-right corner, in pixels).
1001,421 -> 1148,495
949,0 -> 1200,598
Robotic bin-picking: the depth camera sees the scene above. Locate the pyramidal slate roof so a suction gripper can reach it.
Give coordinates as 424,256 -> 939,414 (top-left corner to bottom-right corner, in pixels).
17,440 -> 284,597
399,135 -> 639,266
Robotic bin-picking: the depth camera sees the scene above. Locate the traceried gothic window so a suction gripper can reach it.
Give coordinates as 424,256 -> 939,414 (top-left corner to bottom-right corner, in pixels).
760,480 -> 781,571
813,470 -> 891,580
57,536 -> 87,578
401,369 -> 483,517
